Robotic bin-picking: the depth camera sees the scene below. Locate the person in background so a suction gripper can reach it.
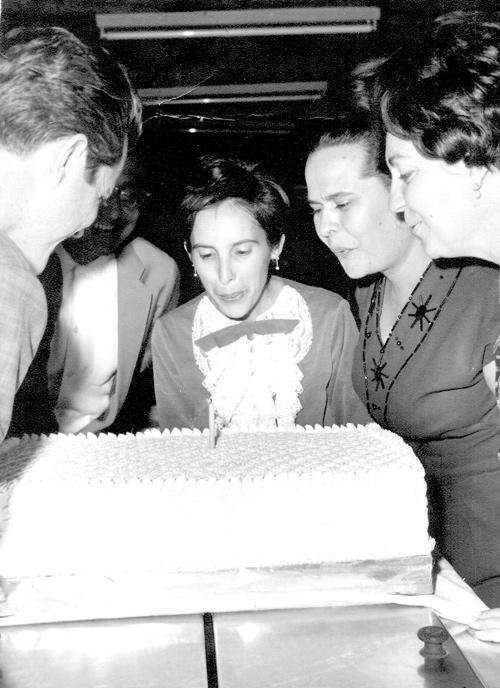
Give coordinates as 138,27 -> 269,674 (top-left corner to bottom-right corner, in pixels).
354,9 -> 500,640
42,153 -> 180,436
152,155 -> 369,432
0,25 -> 141,442
305,127 -> 500,611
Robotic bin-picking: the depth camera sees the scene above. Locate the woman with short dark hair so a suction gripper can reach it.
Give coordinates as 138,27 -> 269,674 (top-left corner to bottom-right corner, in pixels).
152,155 -> 369,432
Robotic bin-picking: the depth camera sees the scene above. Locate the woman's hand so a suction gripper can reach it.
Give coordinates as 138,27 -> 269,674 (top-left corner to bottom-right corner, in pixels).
470,608 -> 500,642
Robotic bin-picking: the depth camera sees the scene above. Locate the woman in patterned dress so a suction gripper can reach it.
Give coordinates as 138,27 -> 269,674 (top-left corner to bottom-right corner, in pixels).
152,155 -> 368,434
354,9 -> 500,639
305,127 -> 500,614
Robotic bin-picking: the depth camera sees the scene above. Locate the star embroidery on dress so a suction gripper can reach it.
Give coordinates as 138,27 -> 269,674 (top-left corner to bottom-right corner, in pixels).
408,294 -> 437,331
370,358 -> 389,391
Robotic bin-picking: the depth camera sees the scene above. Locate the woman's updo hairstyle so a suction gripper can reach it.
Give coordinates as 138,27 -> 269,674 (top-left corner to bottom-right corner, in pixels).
310,126 -> 389,188
182,155 -> 289,250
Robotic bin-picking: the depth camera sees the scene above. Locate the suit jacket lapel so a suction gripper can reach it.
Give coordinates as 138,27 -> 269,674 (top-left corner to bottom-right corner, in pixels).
114,244 -> 153,419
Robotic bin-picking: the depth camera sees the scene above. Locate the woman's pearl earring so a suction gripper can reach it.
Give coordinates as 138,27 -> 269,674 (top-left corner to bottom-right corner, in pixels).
472,182 -> 482,200
273,256 -> 280,272
193,265 -> 198,278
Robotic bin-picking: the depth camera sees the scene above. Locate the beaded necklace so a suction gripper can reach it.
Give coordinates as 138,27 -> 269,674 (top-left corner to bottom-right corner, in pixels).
361,263 -> 462,424
375,263 -> 430,355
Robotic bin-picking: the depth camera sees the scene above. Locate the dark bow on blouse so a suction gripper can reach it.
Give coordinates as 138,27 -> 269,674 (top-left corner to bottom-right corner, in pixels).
195,318 -> 299,352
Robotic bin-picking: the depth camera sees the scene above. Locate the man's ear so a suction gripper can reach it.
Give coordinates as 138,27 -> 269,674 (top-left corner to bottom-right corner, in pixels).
51,134 -> 89,186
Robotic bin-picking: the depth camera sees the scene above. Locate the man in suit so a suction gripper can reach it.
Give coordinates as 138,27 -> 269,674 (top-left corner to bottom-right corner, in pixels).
46,154 -> 180,435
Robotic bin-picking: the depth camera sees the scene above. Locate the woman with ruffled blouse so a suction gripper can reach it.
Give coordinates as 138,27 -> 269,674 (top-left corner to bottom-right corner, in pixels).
152,155 -> 369,433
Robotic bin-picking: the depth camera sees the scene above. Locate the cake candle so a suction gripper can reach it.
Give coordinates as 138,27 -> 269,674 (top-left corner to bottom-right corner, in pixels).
208,399 -> 216,449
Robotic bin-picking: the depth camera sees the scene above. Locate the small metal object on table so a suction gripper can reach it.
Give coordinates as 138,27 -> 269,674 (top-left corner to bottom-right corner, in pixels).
418,624 -> 450,670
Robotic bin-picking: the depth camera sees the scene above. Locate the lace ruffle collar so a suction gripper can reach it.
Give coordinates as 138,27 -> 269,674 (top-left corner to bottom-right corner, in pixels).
192,284 -> 313,430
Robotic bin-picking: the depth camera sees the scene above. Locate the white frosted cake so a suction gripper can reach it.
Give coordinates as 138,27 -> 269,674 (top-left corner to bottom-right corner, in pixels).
0,424 -> 433,621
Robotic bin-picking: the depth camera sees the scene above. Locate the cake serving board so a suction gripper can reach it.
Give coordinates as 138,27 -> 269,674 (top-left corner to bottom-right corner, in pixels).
0,556 -> 434,627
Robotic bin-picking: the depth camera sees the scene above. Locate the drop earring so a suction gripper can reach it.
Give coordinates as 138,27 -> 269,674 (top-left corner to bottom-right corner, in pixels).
193,265 -> 198,278
273,256 -> 280,272
471,168 -> 489,199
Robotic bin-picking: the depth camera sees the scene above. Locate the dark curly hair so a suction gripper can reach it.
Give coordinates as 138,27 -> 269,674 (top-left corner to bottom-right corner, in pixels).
355,11 -> 500,168
182,155 -> 289,249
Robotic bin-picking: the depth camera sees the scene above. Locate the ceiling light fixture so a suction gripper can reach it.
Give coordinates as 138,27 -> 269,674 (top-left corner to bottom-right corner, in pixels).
138,81 -> 328,106
96,7 -> 380,41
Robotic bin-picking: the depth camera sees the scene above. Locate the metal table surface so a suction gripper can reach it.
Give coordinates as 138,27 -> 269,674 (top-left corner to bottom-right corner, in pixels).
2,604 -> 500,688
0,614 -> 207,688
212,604 -> 495,688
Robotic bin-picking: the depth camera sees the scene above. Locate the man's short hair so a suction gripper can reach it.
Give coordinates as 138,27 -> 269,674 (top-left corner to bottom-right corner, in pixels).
0,26 -> 142,172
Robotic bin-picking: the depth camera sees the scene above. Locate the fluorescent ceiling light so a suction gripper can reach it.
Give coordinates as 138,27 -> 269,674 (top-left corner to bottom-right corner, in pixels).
138,81 -> 328,106
96,7 -> 380,40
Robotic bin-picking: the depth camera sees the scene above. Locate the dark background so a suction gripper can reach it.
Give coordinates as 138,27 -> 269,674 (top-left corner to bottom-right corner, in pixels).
3,0 -> 499,303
